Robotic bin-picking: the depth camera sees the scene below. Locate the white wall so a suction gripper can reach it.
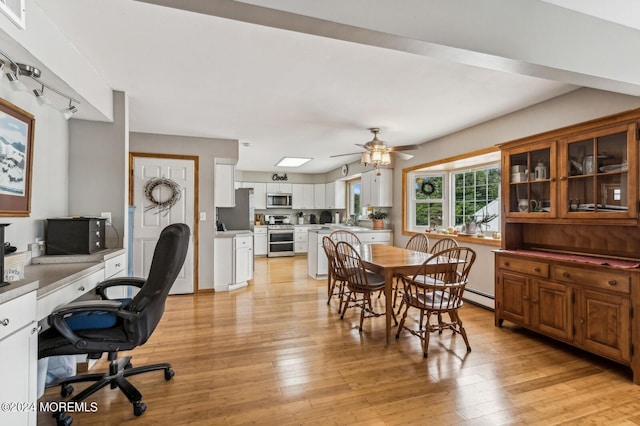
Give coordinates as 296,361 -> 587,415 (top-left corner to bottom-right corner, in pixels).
129,132 -> 238,290
1,82 -> 70,251
392,88 -> 640,309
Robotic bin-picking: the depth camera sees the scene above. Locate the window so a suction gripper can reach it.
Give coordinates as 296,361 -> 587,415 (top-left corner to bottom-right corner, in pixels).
411,174 -> 444,229
347,179 -> 361,218
452,166 -> 501,232
404,149 -> 501,235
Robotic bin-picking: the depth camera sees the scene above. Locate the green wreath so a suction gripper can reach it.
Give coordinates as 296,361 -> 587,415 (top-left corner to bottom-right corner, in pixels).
420,181 -> 435,196
144,177 -> 182,216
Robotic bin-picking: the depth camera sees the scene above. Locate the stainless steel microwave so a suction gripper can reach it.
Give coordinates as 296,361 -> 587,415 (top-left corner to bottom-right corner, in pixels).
266,193 -> 292,209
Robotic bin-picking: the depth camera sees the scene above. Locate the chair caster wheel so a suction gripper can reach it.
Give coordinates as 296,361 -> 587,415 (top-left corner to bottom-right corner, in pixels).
133,401 -> 147,416
61,384 -> 74,397
164,369 -> 175,380
55,413 -> 73,426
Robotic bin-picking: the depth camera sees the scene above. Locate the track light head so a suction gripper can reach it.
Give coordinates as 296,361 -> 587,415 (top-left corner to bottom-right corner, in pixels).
63,104 -> 78,120
33,87 -> 52,106
6,71 -> 27,92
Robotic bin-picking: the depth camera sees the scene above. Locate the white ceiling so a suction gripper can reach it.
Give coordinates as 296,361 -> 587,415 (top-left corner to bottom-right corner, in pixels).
11,0 -> 640,173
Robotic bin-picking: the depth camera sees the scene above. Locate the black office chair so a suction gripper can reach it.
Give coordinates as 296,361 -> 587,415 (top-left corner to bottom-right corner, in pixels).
39,223 -> 190,426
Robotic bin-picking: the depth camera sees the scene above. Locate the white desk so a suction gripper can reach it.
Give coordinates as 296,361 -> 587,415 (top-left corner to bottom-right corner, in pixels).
0,249 -> 126,426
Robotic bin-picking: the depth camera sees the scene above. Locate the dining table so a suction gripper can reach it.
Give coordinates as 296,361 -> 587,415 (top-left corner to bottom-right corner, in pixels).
357,243 -> 433,344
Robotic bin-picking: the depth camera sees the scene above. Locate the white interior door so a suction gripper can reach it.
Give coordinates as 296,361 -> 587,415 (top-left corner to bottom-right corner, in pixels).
133,156 -> 195,294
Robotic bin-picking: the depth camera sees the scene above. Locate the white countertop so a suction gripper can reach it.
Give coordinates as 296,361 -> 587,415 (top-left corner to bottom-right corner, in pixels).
215,230 -> 254,238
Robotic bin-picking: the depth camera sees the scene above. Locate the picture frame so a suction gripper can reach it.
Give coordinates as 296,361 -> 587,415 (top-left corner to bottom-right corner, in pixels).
0,97 -> 35,217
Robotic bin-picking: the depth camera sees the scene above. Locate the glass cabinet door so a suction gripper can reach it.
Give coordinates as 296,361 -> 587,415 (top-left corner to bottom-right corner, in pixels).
560,123 -> 636,219
507,143 -> 555,216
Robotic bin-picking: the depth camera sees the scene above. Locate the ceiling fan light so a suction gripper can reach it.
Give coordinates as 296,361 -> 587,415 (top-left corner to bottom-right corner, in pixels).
381,151 -> 391,165
371,150 -> 382,162
361,152 -> 371,164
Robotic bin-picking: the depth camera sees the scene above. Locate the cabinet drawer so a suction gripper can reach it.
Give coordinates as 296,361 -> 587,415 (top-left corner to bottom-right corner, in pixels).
359,232 -> 391,244
235,235 -> 252,249
552,265 -> 630,294
0,291 -> 36,340
497,256 -> 549,278
295,233 -> 308,243
254,227 -> 268,235
105,253 -> 126,278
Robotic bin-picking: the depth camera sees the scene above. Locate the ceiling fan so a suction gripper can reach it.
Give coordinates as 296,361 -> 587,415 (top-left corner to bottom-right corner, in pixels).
330,128 -> 421,164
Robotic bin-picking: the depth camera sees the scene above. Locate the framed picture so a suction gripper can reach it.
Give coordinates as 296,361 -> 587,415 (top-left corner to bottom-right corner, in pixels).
0,97 -> 34,217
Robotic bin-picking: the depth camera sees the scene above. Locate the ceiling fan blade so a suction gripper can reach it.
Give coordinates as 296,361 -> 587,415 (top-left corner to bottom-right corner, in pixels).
388,144 -> 421,152
330,152 -> 362,158
392,151 -> 413,160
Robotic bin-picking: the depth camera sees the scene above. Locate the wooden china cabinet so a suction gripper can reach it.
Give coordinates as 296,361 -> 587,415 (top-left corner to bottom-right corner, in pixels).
495,108 -> 640,383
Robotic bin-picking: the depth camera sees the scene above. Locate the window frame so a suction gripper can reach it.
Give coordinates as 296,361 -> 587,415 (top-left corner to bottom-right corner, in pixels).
402,147 -> 502,244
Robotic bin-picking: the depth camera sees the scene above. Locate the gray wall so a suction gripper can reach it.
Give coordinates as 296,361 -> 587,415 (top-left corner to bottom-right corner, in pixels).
68,91 -> 129,249
129,132 -> 238,290
391,88 -> 640,307
1,82 -> 70,252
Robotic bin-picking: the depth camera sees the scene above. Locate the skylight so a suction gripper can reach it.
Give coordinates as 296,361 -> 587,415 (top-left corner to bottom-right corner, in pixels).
275,157 -> 312,167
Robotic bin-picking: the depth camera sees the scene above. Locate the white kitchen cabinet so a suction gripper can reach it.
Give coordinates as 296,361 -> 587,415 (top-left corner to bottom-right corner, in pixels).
292,184 -> 315,210
307,230 -> 328,279
313,183 -> 326,209
326,181 -> 346,209
104,253 -> 128,299
241,182 -> 267,210
361,169 -> 392,207
266,182 -> 292,193
254,226 -> 268,256
214,233 -> 254,291
235,235 -> 253,284
215,164 -> 236,207
294,226 -> 309,253
0,291 -> 38,425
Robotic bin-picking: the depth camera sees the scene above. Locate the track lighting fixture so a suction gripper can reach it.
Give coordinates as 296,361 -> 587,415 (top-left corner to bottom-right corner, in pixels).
33,84 -> 52,106
63,100 -> 78,120
0,49 -> 80,116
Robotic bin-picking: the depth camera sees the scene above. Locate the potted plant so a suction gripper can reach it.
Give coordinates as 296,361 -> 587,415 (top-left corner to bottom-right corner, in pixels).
369,210 -> 387,230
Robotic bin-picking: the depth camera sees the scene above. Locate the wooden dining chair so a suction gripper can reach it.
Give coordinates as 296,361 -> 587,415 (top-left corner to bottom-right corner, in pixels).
389,234 -> 431,309
330,229 -> 361,245
395,246 -> 476,358
322,236 -> 347,312
335,241 -> 389,332
429,236 -> 458,254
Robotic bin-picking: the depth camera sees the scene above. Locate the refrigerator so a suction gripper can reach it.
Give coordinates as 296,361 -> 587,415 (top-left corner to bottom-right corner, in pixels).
217,188 -> 255,231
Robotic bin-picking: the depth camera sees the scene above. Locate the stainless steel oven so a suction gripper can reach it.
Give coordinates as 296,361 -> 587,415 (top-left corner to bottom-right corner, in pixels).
267,225 -> 294,257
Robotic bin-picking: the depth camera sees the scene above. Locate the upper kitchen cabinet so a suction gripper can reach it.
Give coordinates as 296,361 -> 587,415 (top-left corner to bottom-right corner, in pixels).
215,164 -> 236,207
292,184 -> 315,210
241,182 -> 267,209
313,183 -> 326,209
361,169 -> 392,207
266,182 -> 292,193
500,113 -> 639,225
325,181 -> 346,209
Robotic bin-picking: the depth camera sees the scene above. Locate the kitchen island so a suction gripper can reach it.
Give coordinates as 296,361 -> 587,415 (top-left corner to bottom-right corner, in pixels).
307,226 -> 393,279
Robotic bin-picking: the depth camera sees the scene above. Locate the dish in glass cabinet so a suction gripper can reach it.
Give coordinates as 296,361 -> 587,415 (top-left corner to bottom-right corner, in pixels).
599,163 -> 628,173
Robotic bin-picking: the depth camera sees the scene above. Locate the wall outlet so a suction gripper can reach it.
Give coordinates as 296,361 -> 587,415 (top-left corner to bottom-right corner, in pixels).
101,212 -> 112,223
199,212 -> 207,221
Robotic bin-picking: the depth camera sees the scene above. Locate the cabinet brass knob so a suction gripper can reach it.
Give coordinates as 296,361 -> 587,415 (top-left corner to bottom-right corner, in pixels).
560,176 -> 567,181
523,295 -> 529,301
608,280 -> 617,286
532,299 -> 539,304
78,286 -> 85,291
550,177 -> 556,182
0,318 -> 9,326
579,318 -> 585,324
504,262 -> 510,267
534,267 -> 540,273
562,272 -> 570,278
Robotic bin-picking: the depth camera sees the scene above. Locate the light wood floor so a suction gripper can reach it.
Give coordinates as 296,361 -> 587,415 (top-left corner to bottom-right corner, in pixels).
38,256 -> 640,425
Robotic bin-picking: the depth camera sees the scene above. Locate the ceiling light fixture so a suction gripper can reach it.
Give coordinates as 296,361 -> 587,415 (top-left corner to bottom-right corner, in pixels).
276,157 -> 312,167
33,84 -> 52,106
63,100 -> 78,120
0,49 -> 81,115
360,128 -> 392,170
